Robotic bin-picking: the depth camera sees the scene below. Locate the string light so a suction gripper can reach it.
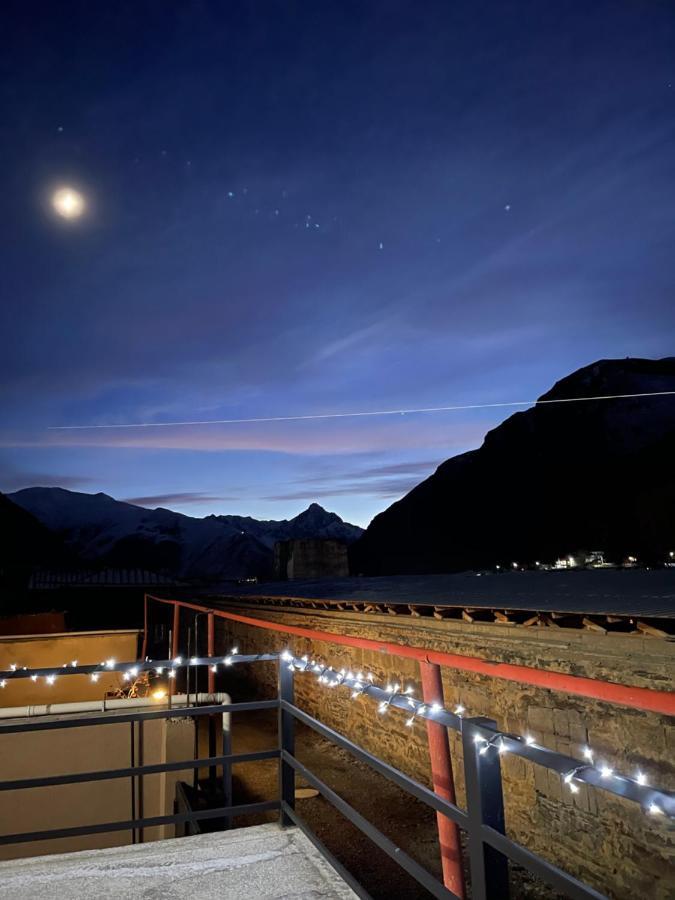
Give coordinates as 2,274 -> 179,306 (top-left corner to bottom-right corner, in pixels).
1,650 -> 670,822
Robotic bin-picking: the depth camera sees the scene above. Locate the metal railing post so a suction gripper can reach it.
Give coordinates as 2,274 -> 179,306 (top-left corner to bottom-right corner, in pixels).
207,613 -> 215,693
171,602 -> 180,659
462,717 -> 509,900
279,659 -> 295,826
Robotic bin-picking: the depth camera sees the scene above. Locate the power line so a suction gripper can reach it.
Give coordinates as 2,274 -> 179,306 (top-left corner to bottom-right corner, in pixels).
48,390 -> 675,430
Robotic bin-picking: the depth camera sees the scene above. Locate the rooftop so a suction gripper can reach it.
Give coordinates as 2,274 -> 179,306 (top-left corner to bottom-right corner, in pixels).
0,824 -> 358,900
220,568 -> 675,617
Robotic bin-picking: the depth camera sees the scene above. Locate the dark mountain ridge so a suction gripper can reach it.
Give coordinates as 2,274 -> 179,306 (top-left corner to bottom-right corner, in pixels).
7,489 -> 363,582
351,357 -> 675,575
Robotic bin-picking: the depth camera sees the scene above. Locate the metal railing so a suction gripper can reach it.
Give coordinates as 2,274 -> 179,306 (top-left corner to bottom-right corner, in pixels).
1,653 -> 672,899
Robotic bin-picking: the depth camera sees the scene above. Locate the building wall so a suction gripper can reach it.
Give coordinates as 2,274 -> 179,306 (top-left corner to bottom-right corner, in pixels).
0,630 -> 140,706
0,629 -> 195,859
213,606 -> 675,900
0,715 -> 195,859
274,540 -> 349,580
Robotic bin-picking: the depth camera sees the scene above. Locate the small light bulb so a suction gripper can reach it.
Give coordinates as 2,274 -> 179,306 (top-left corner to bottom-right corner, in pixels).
600,766 -> 613,779
497,740 -> 507,755
224,657 -> 233,666
152,689 -> 167,700
648,802 -> 663,815
31,674 -> 38,682
455,704 -> 465,715
406,716 -> 415,727
210,664 -> 217,673
563,772 -> 574,784
231,647 -> 239,655
174,656 -> 182,665
431,703 -> 442,713
155,667 -> 164,675
405,686 -> 414,695
168,669 -> 176,678
106,659 -> 115,669
636,771 -> 647,786
91,673 -> 100,682
9,664 -> 17,671
190,657 -> 198,665
569,782 -> 579,794
378,702 -> 387,714
524,735 -> 535,746
71,660 -> 78,667
479,745 -> 489,756
281,650 -> 293,661
582,746 -> 593,762
367,673 -> 374,682
473,734 -> 484,745
46,675 -> 56,685
0,680 -> 6,688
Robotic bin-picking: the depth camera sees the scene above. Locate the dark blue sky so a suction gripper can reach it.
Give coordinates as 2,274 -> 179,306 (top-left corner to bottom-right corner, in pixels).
1,1 -> 674,525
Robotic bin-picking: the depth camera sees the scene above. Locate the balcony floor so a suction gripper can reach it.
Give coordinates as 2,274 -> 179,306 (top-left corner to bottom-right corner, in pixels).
0,823 -> 359,899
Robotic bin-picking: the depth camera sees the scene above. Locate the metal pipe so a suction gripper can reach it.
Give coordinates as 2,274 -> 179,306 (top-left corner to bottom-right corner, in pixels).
0,693 -> 231,719
420,661 -> 465,899
146,598 -> 675,716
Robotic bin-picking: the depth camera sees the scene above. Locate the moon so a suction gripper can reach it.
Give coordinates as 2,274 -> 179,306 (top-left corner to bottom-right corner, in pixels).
52,187 -> 85,219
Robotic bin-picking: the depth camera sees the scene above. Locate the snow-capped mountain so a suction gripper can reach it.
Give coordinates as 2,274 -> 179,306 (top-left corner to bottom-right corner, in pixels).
7,488 -> 363,581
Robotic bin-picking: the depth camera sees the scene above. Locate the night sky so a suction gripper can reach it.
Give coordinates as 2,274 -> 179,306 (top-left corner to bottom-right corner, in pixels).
1,1 -> 674,526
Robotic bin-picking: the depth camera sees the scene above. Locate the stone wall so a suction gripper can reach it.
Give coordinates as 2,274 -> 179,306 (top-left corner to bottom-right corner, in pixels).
273,539 -> 349,580
213,604 -> 675,899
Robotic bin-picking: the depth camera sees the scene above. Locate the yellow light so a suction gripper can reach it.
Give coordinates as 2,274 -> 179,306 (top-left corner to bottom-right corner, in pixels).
52,187 -> 85,219
152,690 -> 167,700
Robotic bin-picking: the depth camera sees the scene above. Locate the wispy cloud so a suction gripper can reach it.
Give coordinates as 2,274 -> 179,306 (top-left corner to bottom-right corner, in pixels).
123,491 -> 240,509
263,474 -> 429,503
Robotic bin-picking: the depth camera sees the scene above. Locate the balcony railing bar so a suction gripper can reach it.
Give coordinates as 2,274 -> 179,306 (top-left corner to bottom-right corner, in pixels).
281,750 -> 459,900
0,748 -> 279,792
0,800 -> 279,847
283,700 -> 468,828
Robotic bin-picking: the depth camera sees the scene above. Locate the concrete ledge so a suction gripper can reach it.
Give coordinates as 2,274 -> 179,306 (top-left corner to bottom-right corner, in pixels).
0,823 -> 359,899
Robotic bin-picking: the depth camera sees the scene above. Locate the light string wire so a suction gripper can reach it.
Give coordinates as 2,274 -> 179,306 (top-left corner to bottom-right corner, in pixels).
1,651 -> 671,818
47,390 -> 675,430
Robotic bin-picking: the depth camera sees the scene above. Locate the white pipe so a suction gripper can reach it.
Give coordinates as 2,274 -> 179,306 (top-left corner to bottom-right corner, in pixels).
0,692 -> 230,720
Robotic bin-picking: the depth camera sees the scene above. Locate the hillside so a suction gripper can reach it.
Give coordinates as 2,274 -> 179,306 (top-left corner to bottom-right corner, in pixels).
351,357 -> 675,575
0,493 -> 73,592
7,489 -> 362,581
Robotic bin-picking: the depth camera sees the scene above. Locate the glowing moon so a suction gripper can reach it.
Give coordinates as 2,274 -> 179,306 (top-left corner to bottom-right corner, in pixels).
52,187 -> 85,219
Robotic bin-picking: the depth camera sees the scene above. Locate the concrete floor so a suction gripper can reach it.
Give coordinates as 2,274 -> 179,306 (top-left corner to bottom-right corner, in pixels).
0,823 -> 359,900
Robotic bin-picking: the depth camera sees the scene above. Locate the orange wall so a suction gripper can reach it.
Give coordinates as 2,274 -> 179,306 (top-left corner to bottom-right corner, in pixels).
0,630 -> 140,706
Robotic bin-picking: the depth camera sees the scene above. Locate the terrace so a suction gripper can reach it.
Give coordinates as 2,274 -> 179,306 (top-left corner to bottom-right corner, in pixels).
0,647 -> 672,899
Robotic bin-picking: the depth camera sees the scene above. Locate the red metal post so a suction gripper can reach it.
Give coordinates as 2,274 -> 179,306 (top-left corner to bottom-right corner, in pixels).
420,661 -> 465,899
140,594 -> 148,661
208,612 -> 215,693
171,602 -> 180,659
